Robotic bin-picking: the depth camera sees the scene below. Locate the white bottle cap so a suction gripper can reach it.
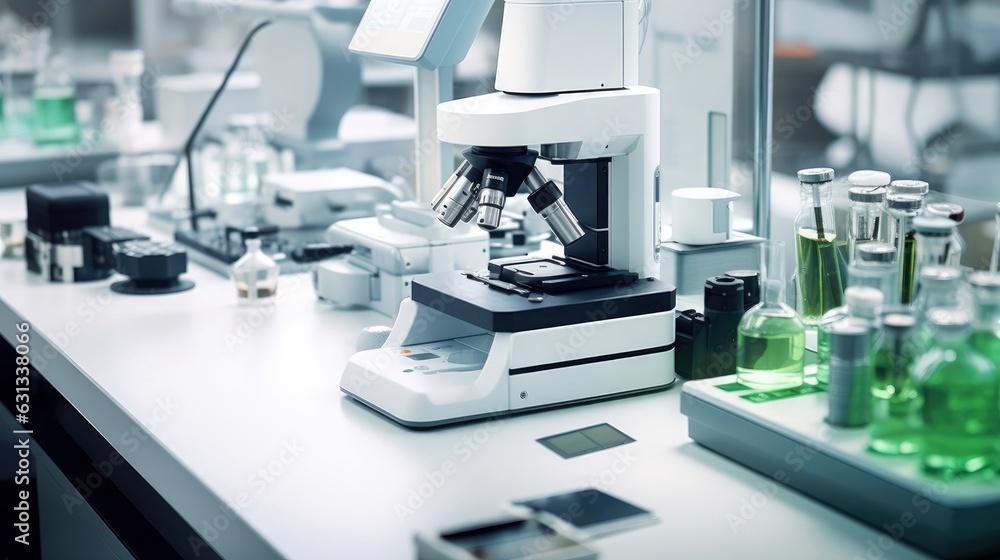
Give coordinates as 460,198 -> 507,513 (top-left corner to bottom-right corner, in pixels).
845,286 -> 884,310
110,49 -> 145,77
847,170 -> 891,188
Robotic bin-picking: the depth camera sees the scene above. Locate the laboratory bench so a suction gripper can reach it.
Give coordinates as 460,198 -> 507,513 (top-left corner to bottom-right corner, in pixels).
0,189 -> 935,559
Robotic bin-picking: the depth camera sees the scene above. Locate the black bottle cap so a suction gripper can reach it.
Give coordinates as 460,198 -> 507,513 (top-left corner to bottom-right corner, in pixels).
705,276 -> 745,313
723,270 -> 761,309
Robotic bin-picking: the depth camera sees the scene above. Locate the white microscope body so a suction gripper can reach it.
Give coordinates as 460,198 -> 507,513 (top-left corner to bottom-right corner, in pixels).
341,0 -> 675,427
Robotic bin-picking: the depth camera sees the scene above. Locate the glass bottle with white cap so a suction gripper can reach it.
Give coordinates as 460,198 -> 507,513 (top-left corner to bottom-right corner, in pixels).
815,286 -> 883,386
794,167 -> 846,324
848,242 -> 900,305
916,308 -> 998,478
846,170 -> 890,263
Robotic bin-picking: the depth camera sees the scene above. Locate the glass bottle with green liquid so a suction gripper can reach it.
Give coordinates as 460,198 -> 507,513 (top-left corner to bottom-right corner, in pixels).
869,307 -> 922,456
886,194 -> 923,305
794,168 -> 846,325
916,308 -> 999,478
737,241 -> 807,389
33,53 -> 79,145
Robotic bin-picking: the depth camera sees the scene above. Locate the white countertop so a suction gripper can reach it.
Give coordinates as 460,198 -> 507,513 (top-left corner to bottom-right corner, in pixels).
0,190 -> 932,559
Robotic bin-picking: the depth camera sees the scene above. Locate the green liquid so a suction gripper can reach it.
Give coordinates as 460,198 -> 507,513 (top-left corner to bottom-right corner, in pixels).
901,234 -> 917,304
869,398 -> 922,455
970,331 -> 1000,370
817,328 -> 831,385
0,90 -> 5,133
920,350 -> 999,478
796,229 -> 845,324
869,340 -> 921,455
33,88 -> 79,145
736,312 -> 806,389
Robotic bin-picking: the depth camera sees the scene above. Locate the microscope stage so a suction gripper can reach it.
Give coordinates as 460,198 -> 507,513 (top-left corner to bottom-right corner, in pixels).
412,271 -> 676,333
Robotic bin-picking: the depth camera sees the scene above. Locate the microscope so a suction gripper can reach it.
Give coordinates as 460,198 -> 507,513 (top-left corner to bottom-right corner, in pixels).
341,0 -> 676,427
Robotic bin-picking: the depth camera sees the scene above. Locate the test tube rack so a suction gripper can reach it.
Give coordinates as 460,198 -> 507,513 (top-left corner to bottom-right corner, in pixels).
681,376 -> 1000,559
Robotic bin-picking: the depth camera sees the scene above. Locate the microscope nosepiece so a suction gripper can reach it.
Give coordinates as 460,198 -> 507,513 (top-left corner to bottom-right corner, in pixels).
529,181 -> 585,246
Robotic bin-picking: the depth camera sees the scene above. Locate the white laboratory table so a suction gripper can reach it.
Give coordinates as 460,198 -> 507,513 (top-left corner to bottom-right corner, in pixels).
0,190 -> 934,559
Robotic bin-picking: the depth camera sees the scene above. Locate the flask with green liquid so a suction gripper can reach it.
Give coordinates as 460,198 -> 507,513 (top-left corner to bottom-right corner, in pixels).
869,307 -> 922,456
916,308 -> 999,478
33,53 -> 79,145
794,168 -> 846,324
737,241 -> 807,389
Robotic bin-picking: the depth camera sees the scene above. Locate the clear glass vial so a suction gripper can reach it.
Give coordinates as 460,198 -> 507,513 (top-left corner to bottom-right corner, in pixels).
869,307 -> 922,456
737,242 -> 807,389
885,194 -> 922,305
794,168 -> 846,324
916,308 -> 999,478
849,242 -> 900,305
913,266 -> 967,346
109,49 -> 145,137
816,286 -> 883,386
846,170 -> 890,262
913,216 -> 958,288
925,202 -> 965,268
231,229 -> 279,305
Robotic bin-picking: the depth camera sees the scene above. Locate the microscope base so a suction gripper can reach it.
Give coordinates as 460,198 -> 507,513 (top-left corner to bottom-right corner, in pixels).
340,276 -> 677,428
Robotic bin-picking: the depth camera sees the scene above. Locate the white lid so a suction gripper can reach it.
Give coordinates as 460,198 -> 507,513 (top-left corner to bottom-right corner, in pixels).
845,286 -> 884,310
110,49 -> 145,76
848,170 -> 891,188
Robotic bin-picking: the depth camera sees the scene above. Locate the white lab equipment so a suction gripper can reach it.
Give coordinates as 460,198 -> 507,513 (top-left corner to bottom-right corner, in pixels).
261,168 -> 406,229
318,201 -> 489,318
341,0 -> 675,427
671,188 -> 741,246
